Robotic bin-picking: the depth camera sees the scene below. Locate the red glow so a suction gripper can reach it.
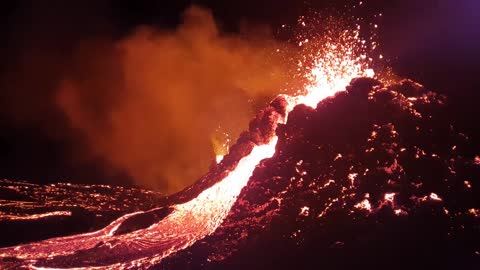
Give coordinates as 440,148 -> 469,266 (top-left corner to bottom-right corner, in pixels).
0,16 -> 377,269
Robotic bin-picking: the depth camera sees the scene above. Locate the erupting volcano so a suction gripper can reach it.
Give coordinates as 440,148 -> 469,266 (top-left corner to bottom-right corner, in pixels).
0,2 -> 479,270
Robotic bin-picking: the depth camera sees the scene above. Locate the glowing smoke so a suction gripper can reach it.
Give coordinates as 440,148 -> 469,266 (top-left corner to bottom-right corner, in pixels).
3,5 -> 295,193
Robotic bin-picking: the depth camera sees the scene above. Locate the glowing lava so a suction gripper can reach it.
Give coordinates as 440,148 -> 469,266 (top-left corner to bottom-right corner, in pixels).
283,36 -> 374,112
0,19 -> 375,269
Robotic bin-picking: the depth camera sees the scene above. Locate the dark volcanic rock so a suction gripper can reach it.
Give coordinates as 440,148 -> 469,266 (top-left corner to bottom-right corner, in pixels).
158,78 -> 479,270
1,78 -> 478,270
0,181 -> 164,248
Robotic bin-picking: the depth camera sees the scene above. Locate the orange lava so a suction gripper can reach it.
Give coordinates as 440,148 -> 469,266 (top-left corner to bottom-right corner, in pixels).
0,18 -> 375,269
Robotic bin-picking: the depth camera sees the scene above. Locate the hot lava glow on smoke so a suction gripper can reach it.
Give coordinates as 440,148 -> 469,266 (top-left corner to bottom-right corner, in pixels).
13,10 -> 480,270
0,16 -> 379,269
0,12 -> 382,268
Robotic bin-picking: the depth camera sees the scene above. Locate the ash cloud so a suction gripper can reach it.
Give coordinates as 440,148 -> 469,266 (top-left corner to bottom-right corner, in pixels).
1,4 -> 294,193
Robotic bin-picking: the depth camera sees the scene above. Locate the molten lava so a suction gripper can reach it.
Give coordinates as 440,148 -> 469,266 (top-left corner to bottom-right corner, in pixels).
1,12 -> 478,270
0,22 -> 375,268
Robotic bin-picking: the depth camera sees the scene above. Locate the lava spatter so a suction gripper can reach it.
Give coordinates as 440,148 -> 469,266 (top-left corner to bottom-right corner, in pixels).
1,77 -> 478,269
159,78 -> 478,270
0,13 -> 478,270
0,17 -> 378,268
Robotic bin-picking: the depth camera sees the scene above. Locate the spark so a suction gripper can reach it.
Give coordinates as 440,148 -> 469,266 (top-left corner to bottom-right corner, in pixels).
464,181 -> 472,188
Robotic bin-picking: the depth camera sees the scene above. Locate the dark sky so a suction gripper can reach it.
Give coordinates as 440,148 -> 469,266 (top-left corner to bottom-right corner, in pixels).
0,0 -> 478,188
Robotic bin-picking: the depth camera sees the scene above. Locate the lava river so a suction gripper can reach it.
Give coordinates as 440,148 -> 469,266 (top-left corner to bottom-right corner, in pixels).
1,23 -> 478,270
0,138 -> 278,270
0,25 -> 376,268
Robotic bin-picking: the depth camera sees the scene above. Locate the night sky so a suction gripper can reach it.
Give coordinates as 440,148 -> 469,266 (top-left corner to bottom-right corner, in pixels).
0,0 -> 478,189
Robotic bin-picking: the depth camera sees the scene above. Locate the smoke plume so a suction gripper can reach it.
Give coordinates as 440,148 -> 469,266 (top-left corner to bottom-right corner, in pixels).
47,6 -> 292,193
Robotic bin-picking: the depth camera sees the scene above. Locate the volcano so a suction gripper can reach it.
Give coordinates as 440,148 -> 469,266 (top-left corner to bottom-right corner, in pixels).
0,77 -> 478,269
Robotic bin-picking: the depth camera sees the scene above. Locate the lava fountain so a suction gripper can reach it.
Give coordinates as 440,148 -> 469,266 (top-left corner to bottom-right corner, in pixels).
0,19 -> 376,270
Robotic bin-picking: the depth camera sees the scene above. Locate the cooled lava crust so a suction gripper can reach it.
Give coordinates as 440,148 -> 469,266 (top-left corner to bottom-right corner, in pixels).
0,78 -> 478,270
159,78 -> 479,270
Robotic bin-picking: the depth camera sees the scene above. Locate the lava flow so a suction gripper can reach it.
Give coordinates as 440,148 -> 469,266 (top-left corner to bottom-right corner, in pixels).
0,18 -> 376,269
1,14 -> 479,270
0,138 -> 278,269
